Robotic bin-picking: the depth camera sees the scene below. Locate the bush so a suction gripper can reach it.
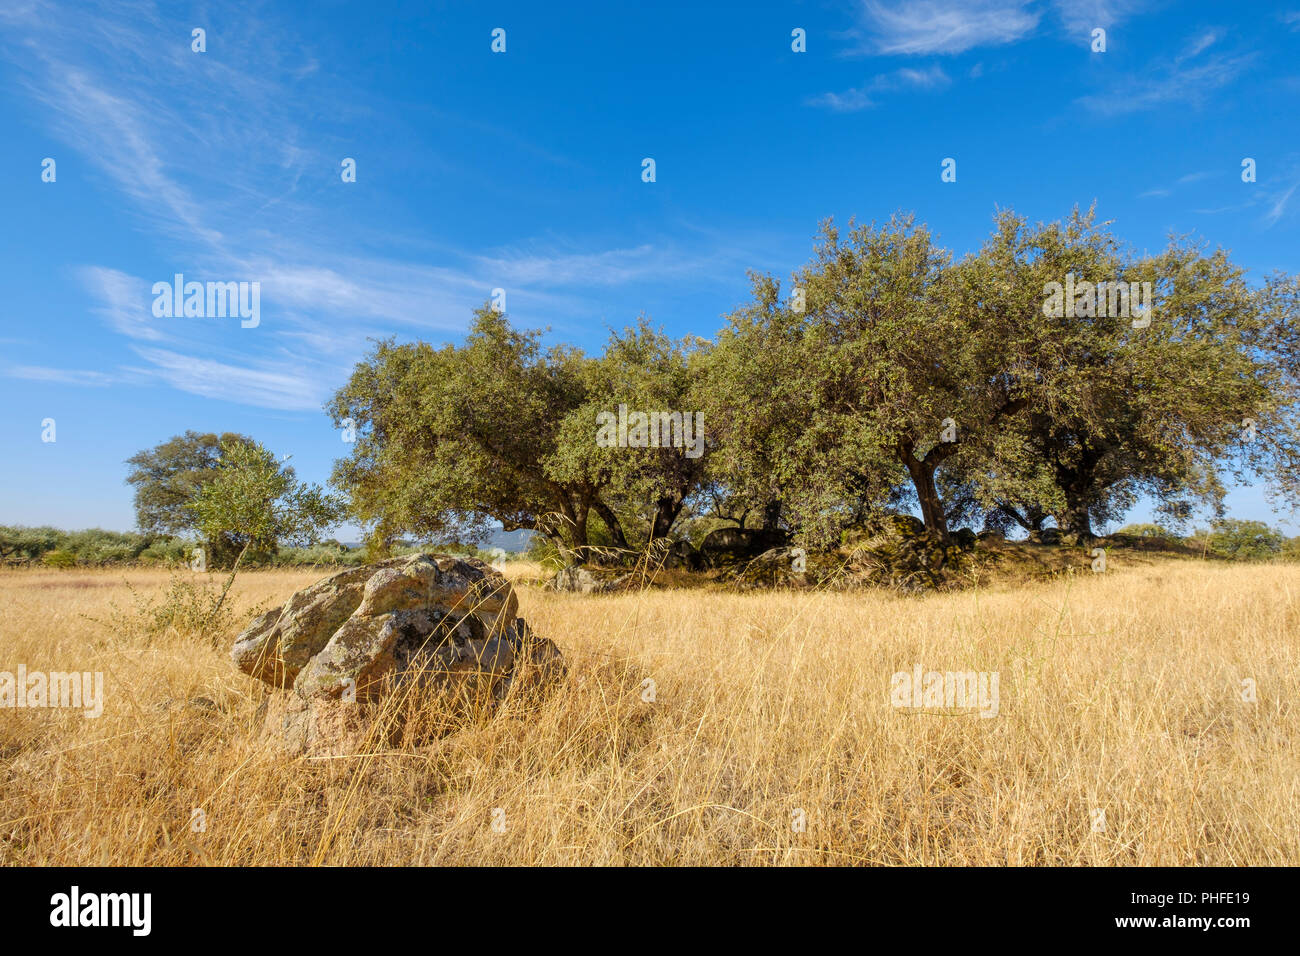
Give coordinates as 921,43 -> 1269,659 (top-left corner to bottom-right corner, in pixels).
138,538 -> 192,565
88,571 -> 250,647
0,525 -> 64,564
1193,520 -> 1286,561
1115,523 -> 1177,539
267,542 -> 366,567
41,549 -> 77,568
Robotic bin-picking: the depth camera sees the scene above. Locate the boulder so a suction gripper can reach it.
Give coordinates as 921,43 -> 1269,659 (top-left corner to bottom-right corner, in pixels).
546,564 -> 632,594
729,547 -> 809,589
233,553 -> 563,707
1028,527 -> 1062,545
661,538 -> 703,571
869,513 -> 926,538
843,519 -> 961,591
698,527 -> 783,567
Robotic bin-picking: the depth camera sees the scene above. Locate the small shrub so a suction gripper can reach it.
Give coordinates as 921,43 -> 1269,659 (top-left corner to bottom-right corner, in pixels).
88,571 -> 256,647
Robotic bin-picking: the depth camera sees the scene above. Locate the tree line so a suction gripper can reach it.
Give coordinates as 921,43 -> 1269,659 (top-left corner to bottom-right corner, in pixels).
325,207 -> 1300,560
11,206 -> 1292,571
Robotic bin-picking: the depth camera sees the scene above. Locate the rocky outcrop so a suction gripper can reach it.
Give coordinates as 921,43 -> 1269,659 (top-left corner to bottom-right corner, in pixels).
661,539 -> 703,571
698,527 -> 784,568
546,564 -> 632,594
842,515 -> 962,591
233,553 -> 563,707
727,547 -> 810,589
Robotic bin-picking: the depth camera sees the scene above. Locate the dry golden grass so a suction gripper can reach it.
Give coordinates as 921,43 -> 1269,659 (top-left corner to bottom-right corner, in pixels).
1,555 -> 1297,866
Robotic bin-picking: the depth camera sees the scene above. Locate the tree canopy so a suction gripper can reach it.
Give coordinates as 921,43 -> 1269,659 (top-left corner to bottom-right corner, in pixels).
326,209 -> 1300,559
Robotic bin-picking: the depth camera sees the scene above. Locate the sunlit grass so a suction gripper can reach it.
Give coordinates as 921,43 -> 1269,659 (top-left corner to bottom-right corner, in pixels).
1,555 -> 1296,865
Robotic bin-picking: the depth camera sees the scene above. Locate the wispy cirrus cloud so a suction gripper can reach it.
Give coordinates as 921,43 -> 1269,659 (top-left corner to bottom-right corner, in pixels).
1051,0 -> 1157,33
844,0 -> 1155,56
808,64 -> 951,111
848,1 -> 1040,55
1075,31 -> 1254,115
78,267 -> 166,341
4,365 -> 119,387
1,1 -> 755,411
130,347 -> 328,412
1138,170 -> 1214,198
1264,181 -> 1299,226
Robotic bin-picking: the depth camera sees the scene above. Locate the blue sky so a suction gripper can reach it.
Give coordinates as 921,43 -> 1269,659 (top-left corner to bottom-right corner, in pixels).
1,0 -> 1298,535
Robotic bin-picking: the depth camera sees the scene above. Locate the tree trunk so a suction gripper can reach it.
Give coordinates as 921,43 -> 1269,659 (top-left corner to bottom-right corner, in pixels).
591,501 -> 630,551
761,501 -> 783,534
548,500 -> 591,566
568,507 -> 590,564
905,458 -> 949,539
1059,499 -> 1094,543
650,495 -> 683,542
210,540 -> 251,620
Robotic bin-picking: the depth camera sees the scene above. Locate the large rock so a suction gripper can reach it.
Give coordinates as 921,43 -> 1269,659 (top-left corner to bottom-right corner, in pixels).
952,527 -> 978,551
843,516 -> 960,591
728,547 -> 810,589
233,553 -> 563,705
661,539 -> 703,571
869,514 -> 926,538
698,527 -> 784,568
1028,527 -> 1062,545
547,564 -> 631,594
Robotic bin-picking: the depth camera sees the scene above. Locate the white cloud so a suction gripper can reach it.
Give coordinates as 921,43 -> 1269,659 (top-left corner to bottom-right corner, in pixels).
1076,43 -> 1254,115
78,267 -> 166,341
131,347 -> 328,412
1051,0 -> 1153,33
1178,30 -> 1223,62
1264,182 -> 1299,226
847,1 -> 1156,56
853,1 -> 1039,55
5,365 -> 117,387
471,243 -> 726,287
809,65 -> 951,112
5,0 -> 772,415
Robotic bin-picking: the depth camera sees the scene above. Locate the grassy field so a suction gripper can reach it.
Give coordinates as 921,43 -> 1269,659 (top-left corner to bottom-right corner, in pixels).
1,555 -> 1297,865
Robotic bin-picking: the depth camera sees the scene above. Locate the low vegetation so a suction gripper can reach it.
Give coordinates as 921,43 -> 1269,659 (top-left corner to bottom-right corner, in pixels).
1,555 -> 1295,865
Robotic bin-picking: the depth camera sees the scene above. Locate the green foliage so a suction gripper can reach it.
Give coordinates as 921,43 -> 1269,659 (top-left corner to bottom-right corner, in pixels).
1194,519 -> 1286,560
41,549 -> 77,568
0,526 -> 180,567
0,525 -> 63,563
125,431 -> 255,537
330,306 -> 710,563
266,541 -> 367,567
698,207 -> 1300,546
330,309 -> 583,552
1115,523 -> 1177,539
189,439 -> 345,569
548,318 -> 710,549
